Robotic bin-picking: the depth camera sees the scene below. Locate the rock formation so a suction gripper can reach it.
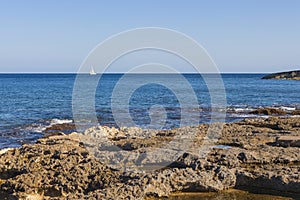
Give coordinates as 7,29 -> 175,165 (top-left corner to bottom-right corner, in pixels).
262,70 -> 300,80
0,117 -> 299,199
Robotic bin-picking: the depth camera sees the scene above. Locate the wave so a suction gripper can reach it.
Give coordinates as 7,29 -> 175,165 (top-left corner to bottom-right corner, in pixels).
290,115 -> 300,118
24,124 -> 47,133
50,119 -> 73,125
228,105 -> 299,113
279,106 -> 296,111
228,113 -> 271,119
232,107 -> 255,112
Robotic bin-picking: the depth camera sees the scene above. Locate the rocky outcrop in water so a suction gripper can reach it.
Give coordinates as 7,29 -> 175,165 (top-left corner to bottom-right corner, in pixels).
249,108 -> 287,115
248,107 -> 300,116
262,70 -> 300,80
0,117 -> 299,199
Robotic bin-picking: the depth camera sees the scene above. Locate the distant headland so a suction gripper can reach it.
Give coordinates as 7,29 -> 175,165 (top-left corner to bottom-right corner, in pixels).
262,70 -> 300,80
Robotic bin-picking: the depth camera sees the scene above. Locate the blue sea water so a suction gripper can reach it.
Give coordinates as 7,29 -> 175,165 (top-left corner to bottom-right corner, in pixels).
0,73 -> 299,149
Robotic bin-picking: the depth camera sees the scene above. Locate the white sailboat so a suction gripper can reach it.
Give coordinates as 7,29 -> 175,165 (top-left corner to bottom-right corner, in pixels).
89,66 -> 96,75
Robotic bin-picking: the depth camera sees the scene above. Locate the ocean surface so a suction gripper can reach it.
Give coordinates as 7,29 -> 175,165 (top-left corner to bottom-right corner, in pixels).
0,73 -> 299,149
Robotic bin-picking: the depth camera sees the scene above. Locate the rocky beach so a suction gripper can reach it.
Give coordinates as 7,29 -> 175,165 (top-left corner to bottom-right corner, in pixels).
1,1 -> 300,199
0,115 -> 299,200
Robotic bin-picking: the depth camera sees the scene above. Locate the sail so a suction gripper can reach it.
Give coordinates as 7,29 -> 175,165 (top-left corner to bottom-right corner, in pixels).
89,66 -> 96,75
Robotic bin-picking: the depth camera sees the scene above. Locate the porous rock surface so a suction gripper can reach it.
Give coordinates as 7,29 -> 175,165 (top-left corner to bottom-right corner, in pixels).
0,117 -> 299,199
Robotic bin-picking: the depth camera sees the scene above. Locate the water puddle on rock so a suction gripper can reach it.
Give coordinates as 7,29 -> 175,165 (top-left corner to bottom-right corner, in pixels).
153,189 -> 294,200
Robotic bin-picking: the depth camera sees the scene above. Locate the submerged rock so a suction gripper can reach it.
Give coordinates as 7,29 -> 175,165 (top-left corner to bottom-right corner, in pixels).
249,108 -> 286,115
45,123 -> 76,136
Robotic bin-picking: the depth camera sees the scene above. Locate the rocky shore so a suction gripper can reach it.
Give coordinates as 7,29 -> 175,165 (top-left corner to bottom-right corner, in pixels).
262,70 -> 300,80
0,117 -> 300,199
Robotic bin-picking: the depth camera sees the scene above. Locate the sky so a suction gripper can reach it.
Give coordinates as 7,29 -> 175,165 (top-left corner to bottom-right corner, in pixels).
0,0 -> 300,73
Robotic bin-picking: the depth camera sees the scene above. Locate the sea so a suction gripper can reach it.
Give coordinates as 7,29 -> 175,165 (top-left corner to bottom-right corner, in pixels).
0,73 -> 299,149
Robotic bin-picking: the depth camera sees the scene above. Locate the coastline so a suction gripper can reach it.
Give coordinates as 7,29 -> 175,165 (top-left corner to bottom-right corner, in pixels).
0,116 -> 299,199
262,70 -> 300,80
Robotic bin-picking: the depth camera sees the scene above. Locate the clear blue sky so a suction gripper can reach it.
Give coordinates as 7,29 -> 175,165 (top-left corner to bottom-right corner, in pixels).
0,0 -> 299,73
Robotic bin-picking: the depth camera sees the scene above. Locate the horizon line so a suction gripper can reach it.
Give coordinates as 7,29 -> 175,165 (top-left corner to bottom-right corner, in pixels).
0,72 -> 270,74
